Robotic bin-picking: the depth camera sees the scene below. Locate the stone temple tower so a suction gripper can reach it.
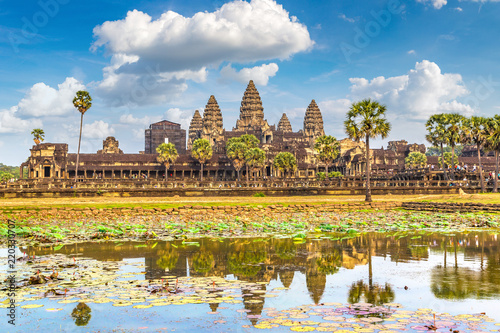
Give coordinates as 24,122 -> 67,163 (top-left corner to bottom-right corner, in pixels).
277,113 -> 292,133
202,95 -> 224,145
234,80 -> 269,132
187,110 -> 202,150
303,99 -> 325,144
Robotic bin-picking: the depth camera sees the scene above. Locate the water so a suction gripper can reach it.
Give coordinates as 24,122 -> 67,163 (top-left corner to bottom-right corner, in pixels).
2,231 -> 500,332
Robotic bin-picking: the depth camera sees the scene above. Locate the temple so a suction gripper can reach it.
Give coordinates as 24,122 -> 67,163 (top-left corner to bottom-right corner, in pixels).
20,80 -> 481,182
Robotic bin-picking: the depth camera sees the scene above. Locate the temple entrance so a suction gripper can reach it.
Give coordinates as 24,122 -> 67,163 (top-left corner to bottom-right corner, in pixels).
44,166 -> 51,178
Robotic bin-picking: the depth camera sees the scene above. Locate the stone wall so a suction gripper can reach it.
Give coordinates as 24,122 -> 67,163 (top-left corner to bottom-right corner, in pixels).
401,201 -> 500,213
0,185 -> 466,199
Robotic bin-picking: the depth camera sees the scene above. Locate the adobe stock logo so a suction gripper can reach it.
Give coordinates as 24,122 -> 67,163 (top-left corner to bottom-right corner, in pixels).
340,0 -> 404,63
8,0 -> 70,53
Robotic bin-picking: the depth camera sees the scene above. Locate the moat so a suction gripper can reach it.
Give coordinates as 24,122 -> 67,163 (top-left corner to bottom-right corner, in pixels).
2,231 -> 500,332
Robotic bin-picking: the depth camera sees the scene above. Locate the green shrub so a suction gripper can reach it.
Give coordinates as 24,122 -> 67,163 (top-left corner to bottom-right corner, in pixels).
253,192 -> 266,197
328,171 -> 343,178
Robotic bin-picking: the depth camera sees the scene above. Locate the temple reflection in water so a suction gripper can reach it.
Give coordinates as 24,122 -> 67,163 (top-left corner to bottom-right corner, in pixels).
25,232 -> 500,320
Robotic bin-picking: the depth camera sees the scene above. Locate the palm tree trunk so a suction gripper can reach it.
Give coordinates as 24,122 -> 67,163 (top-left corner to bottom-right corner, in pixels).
494,151 -> 499,193
478,145 -> 484,192
75,112 -> 84,183
200,163 -> 204,182
237,169 -> 240,181
326,164 -> 329,176
451,145 -> 456,180
365,134 -> 372,202
441,143 -> 447,180
165,165 -> 168,181
246,165 -> 249,182
368,238 -> 373,289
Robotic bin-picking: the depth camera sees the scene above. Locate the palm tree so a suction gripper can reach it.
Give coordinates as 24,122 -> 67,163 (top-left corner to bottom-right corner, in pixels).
443,113 -> 464,180
72,91 -> 92,182
405,152 -> 427,169
191,138 -> 213,181
239,134 -> 259,181
226,138 -> 247,181
31,128 -> 45,145
244,148 -> 266,181
461,116 -> 488,192
273,152 -> 297,178
344,99 -> 391,202
426,113 -> 448,179
485,115 -> 500,193
156,142 -> 178,181
314,135 -> 340,175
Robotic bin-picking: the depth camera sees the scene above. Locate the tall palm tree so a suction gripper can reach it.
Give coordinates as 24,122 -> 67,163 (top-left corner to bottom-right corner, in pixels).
443,113 -> 464,180
156,142 -> 178,181
485,115 -> 500,193
72,91 -> 92,182
461,116 -> 488,192
426,113 -> 448,179
344,99 -> 391,202
226,138 -> 247,181
239,134 -> 259,182
314,135 -> 340,175
191,138 -> 213,181
31,128 -> 45,145
273,152 -> 297,178
244,147 -> 266,181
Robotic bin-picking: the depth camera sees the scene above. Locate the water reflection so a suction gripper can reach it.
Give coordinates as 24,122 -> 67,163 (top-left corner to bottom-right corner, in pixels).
348,281 -> 395,305
24,231 -> 500,307
71,302 -> 92,326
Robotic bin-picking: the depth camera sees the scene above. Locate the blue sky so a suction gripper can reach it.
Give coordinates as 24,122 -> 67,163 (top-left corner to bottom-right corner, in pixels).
1,0 -> 500,165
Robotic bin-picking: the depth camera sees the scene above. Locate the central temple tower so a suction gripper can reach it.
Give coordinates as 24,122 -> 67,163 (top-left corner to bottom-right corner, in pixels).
234,80 -> 270,132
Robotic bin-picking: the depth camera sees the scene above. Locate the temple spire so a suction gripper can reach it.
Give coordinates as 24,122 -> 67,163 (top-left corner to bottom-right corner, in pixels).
187,110 -> 203,150
303,99 -> 325,143
202,95 -> 224,145
277,113 -> 292,133
235,80 -> 267,131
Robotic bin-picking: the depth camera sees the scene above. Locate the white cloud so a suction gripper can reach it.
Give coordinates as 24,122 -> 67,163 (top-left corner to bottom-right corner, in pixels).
92,1 -> 313,71
454,7 -> 463,11
416,0 -> 447,9
83,120 -> 115,139
163,108 -> 193,131
349,60 -> 474,120
17,77 -> 85,117
219,63 -> 279,85
319,99 -> 352,116
0,106 -> 42,134
119,114 -> 162,127
92,0 -> 313,106
408,50 -> 416,55
338,14 -> 355,23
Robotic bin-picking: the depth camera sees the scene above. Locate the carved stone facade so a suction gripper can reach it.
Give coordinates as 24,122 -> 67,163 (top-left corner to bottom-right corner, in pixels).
21,143 -> 68,179
97,137 -> 123,155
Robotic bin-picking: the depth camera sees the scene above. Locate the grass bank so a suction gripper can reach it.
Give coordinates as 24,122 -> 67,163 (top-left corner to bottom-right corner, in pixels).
0,193 -> 498,211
